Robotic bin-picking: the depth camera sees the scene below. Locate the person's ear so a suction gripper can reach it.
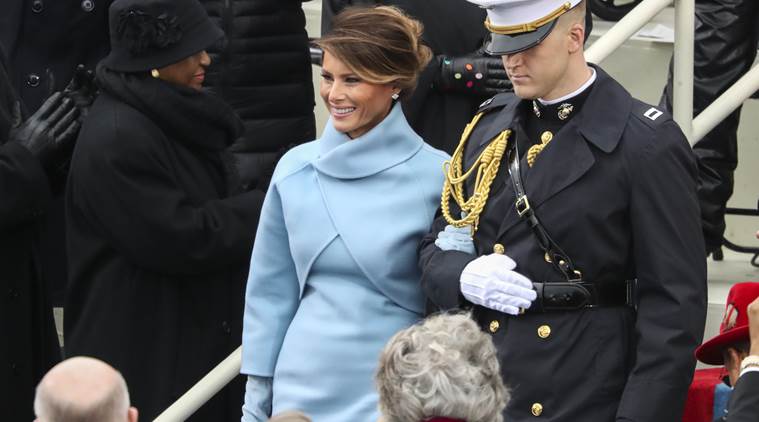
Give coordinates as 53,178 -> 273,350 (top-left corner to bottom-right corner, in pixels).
567,22 -> 585,53
128,406 -> 139,422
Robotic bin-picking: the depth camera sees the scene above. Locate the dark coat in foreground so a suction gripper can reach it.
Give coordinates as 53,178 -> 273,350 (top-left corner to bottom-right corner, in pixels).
0,0 -> 113,308
725,371 -> 759,422
419,66 -> 707,421
0,49 -> 59,422
65,69 -> 264,421
0,0 -> 112,112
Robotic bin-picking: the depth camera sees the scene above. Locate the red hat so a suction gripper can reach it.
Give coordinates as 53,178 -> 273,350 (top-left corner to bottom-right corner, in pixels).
695,282 -> 759,365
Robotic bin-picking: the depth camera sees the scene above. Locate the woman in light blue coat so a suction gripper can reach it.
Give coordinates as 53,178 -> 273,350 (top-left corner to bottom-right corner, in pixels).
240,6 -> 449,422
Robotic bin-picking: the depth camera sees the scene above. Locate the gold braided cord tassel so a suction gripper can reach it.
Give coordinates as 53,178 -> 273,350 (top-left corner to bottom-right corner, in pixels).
441,112 -> 510,234
526,144 -> 543,167
527,130 -> 554,167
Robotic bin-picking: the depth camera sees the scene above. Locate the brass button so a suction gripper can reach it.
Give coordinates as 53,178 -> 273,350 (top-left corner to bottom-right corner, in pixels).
493,243 -> 505,254
544,252 -> 552,263
489,320 -> 500,333
537,325 -> 551,339
540,131 -> 553,143
531,403 -> 543,417
26,73 -> 40,87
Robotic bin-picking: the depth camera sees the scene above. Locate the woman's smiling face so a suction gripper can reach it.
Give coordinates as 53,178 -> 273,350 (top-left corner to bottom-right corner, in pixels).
319,51 -> 398,139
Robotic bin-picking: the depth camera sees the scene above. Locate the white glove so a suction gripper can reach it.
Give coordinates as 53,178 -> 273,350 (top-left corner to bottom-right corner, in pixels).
460,253 -> 537,315
435,224 -> 476,254
241,375 -> 272,422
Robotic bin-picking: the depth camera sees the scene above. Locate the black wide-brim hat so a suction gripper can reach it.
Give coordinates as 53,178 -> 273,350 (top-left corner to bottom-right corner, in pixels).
102,0 -> 224,73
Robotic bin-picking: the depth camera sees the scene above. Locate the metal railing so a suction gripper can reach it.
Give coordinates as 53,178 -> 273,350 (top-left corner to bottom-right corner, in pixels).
153,347 -> 242,421
586,0 -> 759,146
152,2 -> 759,420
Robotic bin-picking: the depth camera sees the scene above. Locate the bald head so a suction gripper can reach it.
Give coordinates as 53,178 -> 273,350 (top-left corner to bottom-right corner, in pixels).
34,357 -> 137,422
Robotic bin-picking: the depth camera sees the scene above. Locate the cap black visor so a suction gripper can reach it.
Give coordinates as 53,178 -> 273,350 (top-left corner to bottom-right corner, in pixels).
485,19 -> 558,56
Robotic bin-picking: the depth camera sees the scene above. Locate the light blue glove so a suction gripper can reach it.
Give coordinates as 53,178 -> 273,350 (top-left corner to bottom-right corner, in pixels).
241,375 -> 272,422
435,224 -> 476,255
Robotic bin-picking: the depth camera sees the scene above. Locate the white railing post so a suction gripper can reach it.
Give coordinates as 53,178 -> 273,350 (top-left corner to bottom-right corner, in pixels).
153,347 -> 243,422
692,65 -> 759,144
585,0 -> 672,65
672,0 -> 694,142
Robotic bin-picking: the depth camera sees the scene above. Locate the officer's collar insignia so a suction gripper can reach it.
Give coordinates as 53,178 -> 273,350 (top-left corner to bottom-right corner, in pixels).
557,103 -> 574,120
480,97 -> 494,109
532,100 -> 541,118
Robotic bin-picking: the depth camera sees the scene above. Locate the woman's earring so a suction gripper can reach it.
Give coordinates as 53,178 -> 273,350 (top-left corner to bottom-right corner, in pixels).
151,69 -> 160,79
391,92 -> 400,100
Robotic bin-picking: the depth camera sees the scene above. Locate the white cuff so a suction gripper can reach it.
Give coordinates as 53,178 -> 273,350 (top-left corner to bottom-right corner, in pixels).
739,366 -> 759,379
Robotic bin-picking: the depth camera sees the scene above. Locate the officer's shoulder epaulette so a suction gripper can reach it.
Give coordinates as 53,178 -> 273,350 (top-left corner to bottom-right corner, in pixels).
630,99 -> 673,130
477,92 -> 516,114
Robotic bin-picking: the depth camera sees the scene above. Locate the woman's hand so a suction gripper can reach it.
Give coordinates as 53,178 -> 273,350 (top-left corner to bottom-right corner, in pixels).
241,375 -> 273,422
435,224 -> 475,255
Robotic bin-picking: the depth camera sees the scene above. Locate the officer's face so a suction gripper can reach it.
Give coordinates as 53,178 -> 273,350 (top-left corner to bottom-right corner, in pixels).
501,20 -> 585,100
319,52 -> 398,139
156,50 -> 211,91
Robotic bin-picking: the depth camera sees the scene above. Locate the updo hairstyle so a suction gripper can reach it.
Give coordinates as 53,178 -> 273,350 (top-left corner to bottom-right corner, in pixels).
315,5 -> 433,99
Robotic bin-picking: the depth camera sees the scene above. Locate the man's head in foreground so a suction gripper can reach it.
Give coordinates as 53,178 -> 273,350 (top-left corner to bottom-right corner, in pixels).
34,356 -> 138,422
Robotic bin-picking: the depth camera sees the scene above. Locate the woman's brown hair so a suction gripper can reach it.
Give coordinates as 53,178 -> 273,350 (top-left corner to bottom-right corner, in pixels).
315,5 -> 433,99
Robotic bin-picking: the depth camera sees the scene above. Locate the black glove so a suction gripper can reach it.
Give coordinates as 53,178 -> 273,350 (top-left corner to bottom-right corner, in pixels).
9,92 -> 80,173
433,52 -> 512,97
63,64 -> 98,122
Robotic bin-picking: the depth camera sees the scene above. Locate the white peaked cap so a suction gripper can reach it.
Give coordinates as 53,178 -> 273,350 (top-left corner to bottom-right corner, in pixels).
467,0 -> 583,55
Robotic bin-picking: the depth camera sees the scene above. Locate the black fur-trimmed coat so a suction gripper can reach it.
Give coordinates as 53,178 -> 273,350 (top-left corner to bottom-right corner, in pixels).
65,69 -> 264,421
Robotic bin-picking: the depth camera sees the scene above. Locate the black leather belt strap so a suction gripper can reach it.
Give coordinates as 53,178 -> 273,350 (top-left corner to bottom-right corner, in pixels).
507,142 -> 581,281
504,139 -> 635,313
528,280 -> 635,312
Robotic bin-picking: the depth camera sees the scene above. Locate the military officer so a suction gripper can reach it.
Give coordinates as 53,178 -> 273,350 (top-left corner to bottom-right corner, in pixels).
419,1 -> 707,421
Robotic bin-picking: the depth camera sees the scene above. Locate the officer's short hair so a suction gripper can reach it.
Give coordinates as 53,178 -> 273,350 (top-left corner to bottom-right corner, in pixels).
376,312 -> 509,422
559,0 -> 587,29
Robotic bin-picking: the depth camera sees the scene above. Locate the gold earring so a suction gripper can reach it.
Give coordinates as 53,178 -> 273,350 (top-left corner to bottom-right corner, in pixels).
150,69 -> 160,78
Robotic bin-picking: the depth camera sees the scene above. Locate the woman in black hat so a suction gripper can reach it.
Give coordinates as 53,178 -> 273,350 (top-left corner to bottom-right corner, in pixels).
64,0 -> 265,420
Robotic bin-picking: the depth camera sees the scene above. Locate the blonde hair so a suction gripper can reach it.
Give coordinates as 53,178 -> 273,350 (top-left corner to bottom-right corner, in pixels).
376,313 -> 509,422
316,5 -> 432,99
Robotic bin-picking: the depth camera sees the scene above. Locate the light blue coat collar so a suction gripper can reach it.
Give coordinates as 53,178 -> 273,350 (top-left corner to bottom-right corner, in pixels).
314,103 -> 423,179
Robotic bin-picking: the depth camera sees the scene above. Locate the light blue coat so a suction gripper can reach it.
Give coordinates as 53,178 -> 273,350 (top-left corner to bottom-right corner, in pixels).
241,103 -> 448,421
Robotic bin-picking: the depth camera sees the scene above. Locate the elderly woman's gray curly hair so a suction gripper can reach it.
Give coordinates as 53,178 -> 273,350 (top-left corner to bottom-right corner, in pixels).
375,312 -> 509,422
